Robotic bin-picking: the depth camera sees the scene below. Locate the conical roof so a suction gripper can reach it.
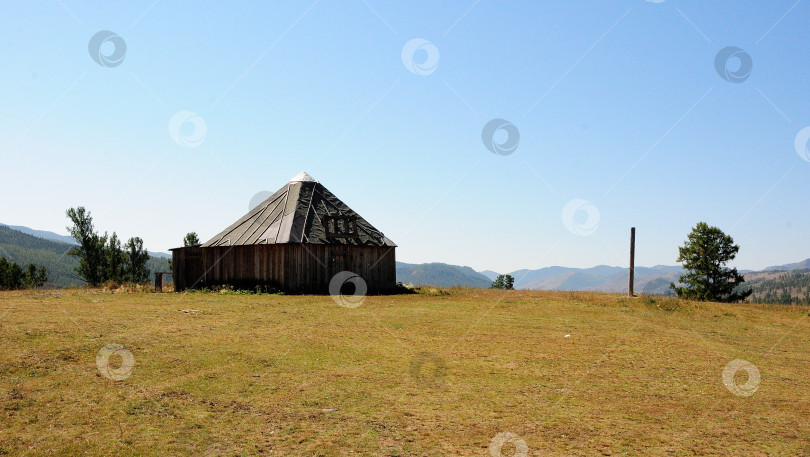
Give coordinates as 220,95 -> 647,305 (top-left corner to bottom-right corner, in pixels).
202,172 -> 396,247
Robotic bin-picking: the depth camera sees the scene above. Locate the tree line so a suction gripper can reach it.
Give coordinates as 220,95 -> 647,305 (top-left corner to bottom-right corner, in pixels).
66,207 -> 150,286
0,257 -> 47,290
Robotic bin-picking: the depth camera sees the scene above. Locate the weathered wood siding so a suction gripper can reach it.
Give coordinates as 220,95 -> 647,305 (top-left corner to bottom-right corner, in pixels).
171,246 -> 203,291
172,244 -> 395,293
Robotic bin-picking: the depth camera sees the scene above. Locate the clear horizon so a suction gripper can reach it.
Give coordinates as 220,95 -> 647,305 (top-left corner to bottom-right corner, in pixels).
2,1 -> 809,273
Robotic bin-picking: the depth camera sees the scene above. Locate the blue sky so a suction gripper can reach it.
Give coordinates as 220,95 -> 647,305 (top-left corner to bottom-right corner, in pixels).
1,1 -> 808,273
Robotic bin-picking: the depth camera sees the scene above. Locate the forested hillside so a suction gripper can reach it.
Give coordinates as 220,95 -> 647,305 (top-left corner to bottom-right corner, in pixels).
745,269 -> 810,305
0,225 -> 78,287
0,225 -> 170,288
396,262 -> 492,288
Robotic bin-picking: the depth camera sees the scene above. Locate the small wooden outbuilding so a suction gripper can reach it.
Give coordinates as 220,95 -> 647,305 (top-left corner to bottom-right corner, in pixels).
171,172 -> 396,293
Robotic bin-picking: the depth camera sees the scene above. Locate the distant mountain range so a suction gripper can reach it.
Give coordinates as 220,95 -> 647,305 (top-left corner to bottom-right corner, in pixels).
478,270 -> 501,281
398,259 -> 810,298
1,223 -> 78,245
507,265 -> 684,294
395,262 -> 684,293
764,258 -> 810,271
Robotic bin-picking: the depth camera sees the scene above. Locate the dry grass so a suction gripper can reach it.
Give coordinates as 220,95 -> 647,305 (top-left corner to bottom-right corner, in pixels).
0,288 -> 808,456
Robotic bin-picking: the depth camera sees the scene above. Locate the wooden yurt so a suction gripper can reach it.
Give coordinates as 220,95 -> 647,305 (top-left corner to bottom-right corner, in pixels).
171,172 -> 396,293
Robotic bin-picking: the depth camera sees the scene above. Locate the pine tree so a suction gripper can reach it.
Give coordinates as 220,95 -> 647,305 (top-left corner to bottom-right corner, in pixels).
183,232 -> 200,247
671,222 -> 751,302
0,258 -> 10,289
23,263 -> 47,288
503,274 -> 514,290
491,274 -> 515,290
66,207 -> 107,286
105,232 -> 127,282
125,237 -> 150,284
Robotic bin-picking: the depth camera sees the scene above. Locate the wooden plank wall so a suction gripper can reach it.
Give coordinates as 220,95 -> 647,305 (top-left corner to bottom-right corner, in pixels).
171,246 -> 203,291
172,244 -> 396,293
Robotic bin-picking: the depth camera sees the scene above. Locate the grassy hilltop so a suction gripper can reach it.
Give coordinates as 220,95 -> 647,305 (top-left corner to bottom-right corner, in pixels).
1,288 -> 808,456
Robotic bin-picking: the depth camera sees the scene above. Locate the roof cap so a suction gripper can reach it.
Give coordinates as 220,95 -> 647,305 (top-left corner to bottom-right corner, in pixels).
289,171 -> 317,183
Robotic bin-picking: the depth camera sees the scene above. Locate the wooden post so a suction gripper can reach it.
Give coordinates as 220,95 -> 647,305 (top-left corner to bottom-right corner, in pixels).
155,272 -> 163,293
628,227 -> 635,297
